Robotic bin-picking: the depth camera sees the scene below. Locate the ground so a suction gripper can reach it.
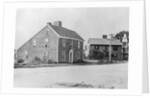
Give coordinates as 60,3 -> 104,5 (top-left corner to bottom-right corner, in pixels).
14,63 -> 128,89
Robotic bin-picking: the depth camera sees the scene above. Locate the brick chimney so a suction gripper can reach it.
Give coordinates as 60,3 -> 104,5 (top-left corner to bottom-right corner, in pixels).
53,21 -> 62,27
103,35 -> 107,39
47,22 -> 52,26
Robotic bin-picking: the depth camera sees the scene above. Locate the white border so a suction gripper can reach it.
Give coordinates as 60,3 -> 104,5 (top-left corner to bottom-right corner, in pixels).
1,1 -> 144,95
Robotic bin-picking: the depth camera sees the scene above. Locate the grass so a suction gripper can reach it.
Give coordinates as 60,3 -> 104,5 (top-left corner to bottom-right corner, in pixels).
14,59 -> 128,68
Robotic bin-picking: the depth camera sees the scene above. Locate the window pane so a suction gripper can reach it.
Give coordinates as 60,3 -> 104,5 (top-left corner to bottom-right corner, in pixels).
45,38 -> 48,42
62,51 -> 66,61
62,39 -> 66,47
78,41 -> 80,49
45,38 -> 48,47
76,51 -> 80,59
32,39 -> 36,46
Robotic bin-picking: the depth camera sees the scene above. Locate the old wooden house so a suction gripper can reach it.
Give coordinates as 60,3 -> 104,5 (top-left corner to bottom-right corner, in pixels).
16,21 -> 84,64
87,37 -> 123,60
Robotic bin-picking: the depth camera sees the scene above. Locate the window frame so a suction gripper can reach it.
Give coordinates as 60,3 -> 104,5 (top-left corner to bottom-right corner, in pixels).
76,51 -> 80,59
46,29 -> 49,36
95,45 -> 99,49
78,41 -> 80,49
62,51 -> 66,61
70,40 -> 73,48
45,38 -> 49,47
24,49 -> 28,59
32,39 -> 37,47
62,39 -> 66,47
113,46 -> 118,51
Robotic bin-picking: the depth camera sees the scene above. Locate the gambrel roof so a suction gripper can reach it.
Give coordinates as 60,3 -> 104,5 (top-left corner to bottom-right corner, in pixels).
50,25 -> 84,41
88,38 -> 122,46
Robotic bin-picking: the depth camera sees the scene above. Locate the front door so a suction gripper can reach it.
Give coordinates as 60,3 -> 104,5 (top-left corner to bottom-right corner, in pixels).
69,50 -> 73,63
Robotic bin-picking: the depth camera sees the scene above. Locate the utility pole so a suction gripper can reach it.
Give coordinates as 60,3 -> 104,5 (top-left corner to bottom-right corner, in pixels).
108,34 -> 113,63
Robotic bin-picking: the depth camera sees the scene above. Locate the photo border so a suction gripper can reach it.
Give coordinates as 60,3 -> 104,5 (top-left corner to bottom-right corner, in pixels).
1,0 -> 144,95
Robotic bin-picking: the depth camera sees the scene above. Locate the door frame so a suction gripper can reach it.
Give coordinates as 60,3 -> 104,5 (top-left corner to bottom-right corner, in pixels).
69,49 -> 73,63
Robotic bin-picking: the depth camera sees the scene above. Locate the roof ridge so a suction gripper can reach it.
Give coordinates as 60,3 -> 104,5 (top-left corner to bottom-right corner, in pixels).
88,38 -> 122,45
51,24 -> 76,32
89,38 -> 121,40
50,24 -> 84,41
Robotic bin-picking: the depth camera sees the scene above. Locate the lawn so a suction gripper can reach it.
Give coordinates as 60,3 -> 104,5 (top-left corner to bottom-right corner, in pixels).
14,63 -> 128,89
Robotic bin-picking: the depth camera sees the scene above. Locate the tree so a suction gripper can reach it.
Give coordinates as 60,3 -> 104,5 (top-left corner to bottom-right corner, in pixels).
114,31 -> 129,60
114,31 -> 129,42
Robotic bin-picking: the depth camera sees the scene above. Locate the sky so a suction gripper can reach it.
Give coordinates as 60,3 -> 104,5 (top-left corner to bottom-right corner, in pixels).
15,8 -> 129,49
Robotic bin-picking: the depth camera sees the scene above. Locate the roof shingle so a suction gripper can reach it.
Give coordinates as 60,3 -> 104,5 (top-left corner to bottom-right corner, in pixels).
50,25 -> 84,41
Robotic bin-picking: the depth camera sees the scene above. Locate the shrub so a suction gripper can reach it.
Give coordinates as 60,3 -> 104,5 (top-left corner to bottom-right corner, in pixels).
42,56 -> 48,64
17,59 -> 24,63
98,60 -> 103,64
48,59 -> 55,64
97,59 -> 110,64
74,60 -> 87,64
35,56 -> 41,61
88,50 -> 105,60
32,56 -> 41,65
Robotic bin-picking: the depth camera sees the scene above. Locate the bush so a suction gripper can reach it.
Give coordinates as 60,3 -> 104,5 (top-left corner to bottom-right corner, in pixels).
35,56 -> 41,61
98,60 -> 103,64
74,60 -> 87,64
17,59 -> 24,63
97,59 -> 109,64
32,56 -> 41,65
48,59 -> 55,64
42,57 -> 48,64
88,50 -> 105,60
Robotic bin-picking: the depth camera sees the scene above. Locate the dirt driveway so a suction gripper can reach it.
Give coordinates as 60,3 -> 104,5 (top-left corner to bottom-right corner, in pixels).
14,63 -> 128,89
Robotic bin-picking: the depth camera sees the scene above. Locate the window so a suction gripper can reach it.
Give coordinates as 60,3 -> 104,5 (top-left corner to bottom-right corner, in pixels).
32,39 -> 36,47
123,42 -> 126,46
62,51 -> 66,61
105,47 -> 109,51
90,45 -> 95,49
45,38 -> 49,47
44,51 -> 49,57
70,40 -> 73,48
24,50 -> 28,59
46,29 -> 49,36
78,41 -> 80,49
112,53 -> 117,57
95,46 -> 99,49
113,46 -> 118,51
123,48 -> 126,52
76,51 -> 80,60
62,39 -> 66,47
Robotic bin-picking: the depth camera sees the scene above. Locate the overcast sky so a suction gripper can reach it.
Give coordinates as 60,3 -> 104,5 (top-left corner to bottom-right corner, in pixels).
15,8 -> 129,49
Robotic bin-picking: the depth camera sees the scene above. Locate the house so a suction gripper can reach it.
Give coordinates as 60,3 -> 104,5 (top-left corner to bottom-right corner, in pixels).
87,36 -> 122,60
114,31 -> 129,60
16,21 -> 84,64
121,33 -> 129,60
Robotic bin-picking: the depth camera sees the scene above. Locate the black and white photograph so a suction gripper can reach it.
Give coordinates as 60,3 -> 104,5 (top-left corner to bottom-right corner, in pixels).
13,7 -> 129,89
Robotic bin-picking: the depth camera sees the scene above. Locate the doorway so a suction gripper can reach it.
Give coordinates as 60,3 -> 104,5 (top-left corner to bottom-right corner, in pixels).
69,49 -> 73,63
